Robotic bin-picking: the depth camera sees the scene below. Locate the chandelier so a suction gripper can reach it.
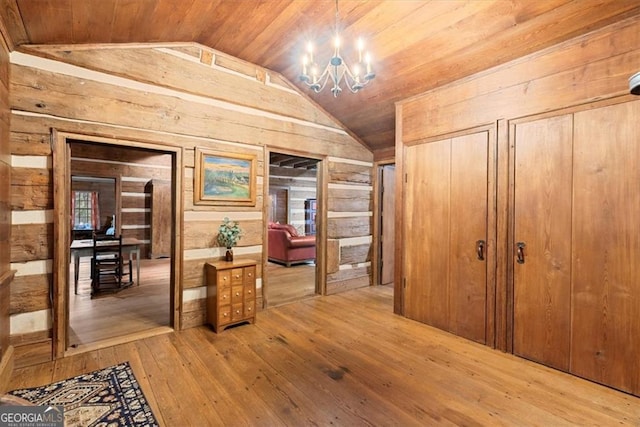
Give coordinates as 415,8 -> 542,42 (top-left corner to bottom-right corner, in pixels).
299,0 -> 375,97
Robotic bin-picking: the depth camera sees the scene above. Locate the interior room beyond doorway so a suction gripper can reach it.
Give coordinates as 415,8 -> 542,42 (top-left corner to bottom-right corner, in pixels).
65,139 -> 175,350
266,152 -> 319,307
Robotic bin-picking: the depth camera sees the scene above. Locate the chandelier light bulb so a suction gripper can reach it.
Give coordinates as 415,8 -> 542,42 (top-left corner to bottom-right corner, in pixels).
306,42 -> 314,63
357,38 -> 364,62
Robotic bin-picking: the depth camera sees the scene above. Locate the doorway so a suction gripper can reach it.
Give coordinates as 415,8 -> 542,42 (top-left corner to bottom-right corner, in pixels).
378,164 -> 395,286
265,151 -> 320,307
52,132 -> 182,357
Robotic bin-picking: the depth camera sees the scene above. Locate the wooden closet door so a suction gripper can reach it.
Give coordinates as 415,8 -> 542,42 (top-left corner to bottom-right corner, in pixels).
572,102 -> 640,395
404,132 -> 488,339
513,114 -> 573,371
449,132 -> 488,343
404,140 -> 451,330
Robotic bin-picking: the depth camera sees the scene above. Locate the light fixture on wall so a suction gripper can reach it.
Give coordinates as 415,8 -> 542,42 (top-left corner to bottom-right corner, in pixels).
299,0 -> 375,97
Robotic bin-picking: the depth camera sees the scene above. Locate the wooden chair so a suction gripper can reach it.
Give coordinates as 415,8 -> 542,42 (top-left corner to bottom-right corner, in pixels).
91,233 -> 133,297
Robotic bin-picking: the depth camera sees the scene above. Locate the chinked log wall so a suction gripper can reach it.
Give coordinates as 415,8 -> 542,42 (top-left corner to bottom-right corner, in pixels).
8,43 -> 373,367
0,29 -> 13,391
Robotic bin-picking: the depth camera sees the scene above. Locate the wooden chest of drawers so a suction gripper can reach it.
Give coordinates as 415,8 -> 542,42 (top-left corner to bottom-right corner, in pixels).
205,260 -> 257,332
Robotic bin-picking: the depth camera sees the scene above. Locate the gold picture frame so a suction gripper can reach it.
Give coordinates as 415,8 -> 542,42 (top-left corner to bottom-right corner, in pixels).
194,148 -> 257,206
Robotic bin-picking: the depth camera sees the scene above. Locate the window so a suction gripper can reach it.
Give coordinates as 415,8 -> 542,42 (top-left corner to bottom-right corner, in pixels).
73,191 -> 95,230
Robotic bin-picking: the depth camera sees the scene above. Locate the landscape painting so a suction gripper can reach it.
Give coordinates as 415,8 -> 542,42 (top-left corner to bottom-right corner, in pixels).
194,148 -> 256,206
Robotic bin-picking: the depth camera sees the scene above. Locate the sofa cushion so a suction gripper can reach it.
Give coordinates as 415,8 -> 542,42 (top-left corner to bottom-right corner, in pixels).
270,222 -> 299,237
283,224 -> 299,237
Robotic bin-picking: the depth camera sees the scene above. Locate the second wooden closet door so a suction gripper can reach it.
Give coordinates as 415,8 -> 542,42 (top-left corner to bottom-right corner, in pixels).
513,114 -> 573,371
513,101 -> 640,395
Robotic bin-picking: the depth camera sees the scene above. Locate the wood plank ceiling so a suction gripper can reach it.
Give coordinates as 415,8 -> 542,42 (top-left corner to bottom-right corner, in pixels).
3,0 -> 640,154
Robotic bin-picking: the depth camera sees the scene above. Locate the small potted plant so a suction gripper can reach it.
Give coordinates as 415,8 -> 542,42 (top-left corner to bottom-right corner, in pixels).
217,217 -> 242,261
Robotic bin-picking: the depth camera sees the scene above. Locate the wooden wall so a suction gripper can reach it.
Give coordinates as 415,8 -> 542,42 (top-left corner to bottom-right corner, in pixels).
0,27 -> 13,391
326,159 -> 373,294
8,43 -> 373,366
396,14 -> 640,387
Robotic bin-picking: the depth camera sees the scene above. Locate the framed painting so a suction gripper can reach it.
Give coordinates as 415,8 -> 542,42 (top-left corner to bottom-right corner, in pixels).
194,148 -> 257,206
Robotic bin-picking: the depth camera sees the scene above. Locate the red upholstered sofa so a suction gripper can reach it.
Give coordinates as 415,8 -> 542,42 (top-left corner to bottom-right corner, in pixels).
268,222 -> 316,267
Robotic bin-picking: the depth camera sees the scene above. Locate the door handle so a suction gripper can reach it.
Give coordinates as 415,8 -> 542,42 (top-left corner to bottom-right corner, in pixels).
476,240 -> 485,261
516,242 -> 526,264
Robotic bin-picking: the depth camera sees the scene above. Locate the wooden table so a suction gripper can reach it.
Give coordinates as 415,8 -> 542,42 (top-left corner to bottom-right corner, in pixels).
70,238 -> 142,294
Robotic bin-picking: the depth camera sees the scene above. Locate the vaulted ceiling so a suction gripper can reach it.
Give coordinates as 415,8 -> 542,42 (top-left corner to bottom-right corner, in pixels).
3,0 -> 640,154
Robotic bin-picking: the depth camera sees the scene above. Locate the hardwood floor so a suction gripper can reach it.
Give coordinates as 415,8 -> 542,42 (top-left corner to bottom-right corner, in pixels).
69,257 -> 171,348
265,261 -> 316,307
10,285 -> 639,426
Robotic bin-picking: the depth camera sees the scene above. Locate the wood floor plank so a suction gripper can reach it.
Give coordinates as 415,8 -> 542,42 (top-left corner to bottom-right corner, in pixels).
265,261 -> 316,307
263,302 -> 501,425
304,289 -> 636,424
203,329 -> 334,425
338,289 -> 637,423
8,363 -> 54,389
233,322 -> 414,426
174,328 -> 264,425
191,326 -> 291,426
7,286 -> 640,425
135,333 -> 224,426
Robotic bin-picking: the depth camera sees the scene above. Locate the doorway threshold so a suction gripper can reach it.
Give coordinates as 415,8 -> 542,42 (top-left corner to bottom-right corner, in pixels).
64,326 -> 173,357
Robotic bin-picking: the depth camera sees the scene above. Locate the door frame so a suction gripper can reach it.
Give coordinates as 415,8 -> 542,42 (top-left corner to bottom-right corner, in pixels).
372,159 -> 395,288
52,130 -> 183,358
262,148 -> 326,308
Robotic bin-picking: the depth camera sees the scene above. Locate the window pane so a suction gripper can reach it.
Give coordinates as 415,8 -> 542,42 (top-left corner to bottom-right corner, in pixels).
74,191 -> 93,229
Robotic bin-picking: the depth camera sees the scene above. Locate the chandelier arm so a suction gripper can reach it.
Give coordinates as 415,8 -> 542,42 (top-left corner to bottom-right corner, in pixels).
310,63 -> 333,93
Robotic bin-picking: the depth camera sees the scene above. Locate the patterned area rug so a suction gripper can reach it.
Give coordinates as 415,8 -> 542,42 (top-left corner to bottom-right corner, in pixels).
8,361 -> 159,426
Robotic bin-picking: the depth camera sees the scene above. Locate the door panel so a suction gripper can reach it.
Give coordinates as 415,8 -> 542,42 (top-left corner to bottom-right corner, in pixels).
449,133 -> 488,343
404,131 -> 489,337
572,102 -> 640,394
380,164 -> 396,285
269,188 -> 288,224
513,114 -> 573,371
404,141 -> 450,329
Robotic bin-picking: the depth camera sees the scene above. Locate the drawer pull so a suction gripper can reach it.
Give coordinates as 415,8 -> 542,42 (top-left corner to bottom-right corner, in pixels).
222,295 -> 227,299
236,310 -> 241,314
235,275 -> 240,279
236,292 -> 240,296
223,277 -> 227,281
223,313 -> 228,317
247,290 -> 252,295
247,307 -> 252,312
248,273 -> 252,277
